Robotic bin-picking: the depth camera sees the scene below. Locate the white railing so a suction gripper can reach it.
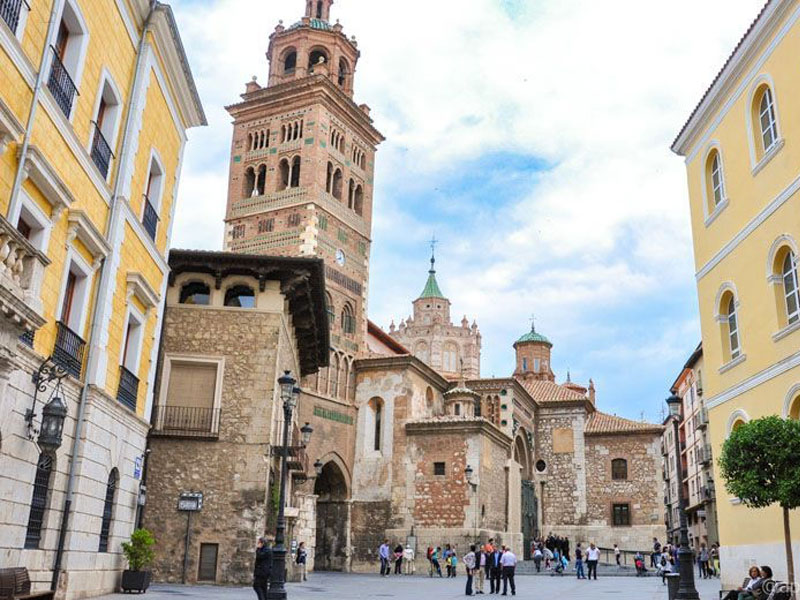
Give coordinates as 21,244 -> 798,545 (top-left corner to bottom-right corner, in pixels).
0,214 -> 50,316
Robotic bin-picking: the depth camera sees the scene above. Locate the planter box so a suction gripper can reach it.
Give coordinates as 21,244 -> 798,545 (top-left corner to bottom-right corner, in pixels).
121,570 -> 151,593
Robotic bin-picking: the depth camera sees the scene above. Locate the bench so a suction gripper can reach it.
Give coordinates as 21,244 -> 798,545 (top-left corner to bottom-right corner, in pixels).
0,568 -> 54,600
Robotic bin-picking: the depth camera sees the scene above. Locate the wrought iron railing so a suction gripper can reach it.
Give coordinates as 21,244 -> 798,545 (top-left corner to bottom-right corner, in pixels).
0,0 -> 29,33
90,121 -> 114,178
117,365 -> 139,411
151,405 -> 220,438
53,321 -> 85,378
47,46 -> 79,118
142,195 -> 158,241
19,329 -> 34,347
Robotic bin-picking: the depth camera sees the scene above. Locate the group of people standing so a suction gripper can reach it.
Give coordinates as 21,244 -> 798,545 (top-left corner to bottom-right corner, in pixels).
378,540 -> 416,576
530,536 -> 600,580
462,540 -> 518,596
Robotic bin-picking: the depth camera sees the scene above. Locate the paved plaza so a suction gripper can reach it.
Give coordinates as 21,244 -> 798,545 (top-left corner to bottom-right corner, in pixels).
96,572 -> 722,600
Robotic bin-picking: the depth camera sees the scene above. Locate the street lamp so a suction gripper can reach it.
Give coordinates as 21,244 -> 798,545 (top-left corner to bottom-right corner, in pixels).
666,393 -> 700,600
300,423 -> 313,446
38,394 -> 68,452
313,459 -> 324,477
268,371 -> 308,600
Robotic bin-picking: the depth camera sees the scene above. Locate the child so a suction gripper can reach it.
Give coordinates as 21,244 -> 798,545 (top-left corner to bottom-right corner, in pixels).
450,552 -> 458,577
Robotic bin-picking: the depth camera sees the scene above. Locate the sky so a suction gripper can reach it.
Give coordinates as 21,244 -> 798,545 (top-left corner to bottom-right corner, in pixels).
169,0 -> 766,423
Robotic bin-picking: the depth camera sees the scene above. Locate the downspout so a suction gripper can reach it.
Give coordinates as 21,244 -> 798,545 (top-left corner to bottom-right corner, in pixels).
7,0 -> 67,221
50,2 -> 159,591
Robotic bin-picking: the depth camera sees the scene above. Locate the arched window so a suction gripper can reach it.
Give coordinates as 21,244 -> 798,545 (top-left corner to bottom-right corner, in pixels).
706,150 -> 725,208
325,292 -> 335,329
180,282 -> 210,305
758,87 -> 779,153
783,252 -> 799,325
25,453 -> 54,549
338,58 -> 349,88
243,167 -> 256,198
256,164 -> 266,196
611,458 -> 628,481
247,133 -> 253,151
353,185 -> 363,216
326,162 -> 333,193
284,51 -> 297,74
370,397 -> 383,451
727,296 -> 740,360
290,156 -> 301,188
316,0 -> 323,19
278,159 -> 290,191
332,168 -> 343,200
348,179 -> 355,209
341,303 -> 355,335
224,285 -> 256,308
98,468 -> 118,552
309,49 -> 328,72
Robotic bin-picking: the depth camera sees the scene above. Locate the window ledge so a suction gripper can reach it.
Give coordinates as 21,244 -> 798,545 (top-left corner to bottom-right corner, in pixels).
773,319 -> 800,342
719,353 -> 746,374
752,137 -> 785,176
704,197 -> 729,227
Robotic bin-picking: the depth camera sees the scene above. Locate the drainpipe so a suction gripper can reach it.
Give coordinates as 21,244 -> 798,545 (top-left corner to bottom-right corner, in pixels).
7,0 -> 67,222
50,2 -> 159,591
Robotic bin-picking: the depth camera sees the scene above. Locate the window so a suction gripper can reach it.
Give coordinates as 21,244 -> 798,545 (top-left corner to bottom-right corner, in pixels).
454,403 -> 461,416
231,224 -> 245,240
287,213 -> 301,227
257,218 -> 274,234
325,293 -> 335,328
434,462 -> 446,476
243,167 -> 256,198
143,153 -> 163,241
25,453 -> 54,549
326,162 -> 333,193
13,196 -> 52,252
348,179 -> 354,209
98,469 -> 118,552
290,155 -> 301,188
332,169 -> 343,200
316,0 -> 323,19
612,503 -> 631,527
256,164 -> 266,196
783,252 -> 799,325
415,342 -> 429,364
90,75 -> 121,178
758,87 -> 779,153
353,185 -> 363,216
534,358 -> 541,373
179,282 -> 210,305
709,151 -> 724,207
225,285 -> 255,308
1,0 -> 30,36
330,354 -> 340,398
120,308 -> 144,404
611,458 -> 628,481
198,543 -> 219,582
59,256 -> 91,333
341,303 -> 355,335
318,214 -> 328,231
338,58 -> 349,88
157,358 -> 222,435
443,343 -> 458,372
308,48 -> 328,72
373,398 -> 382,451
48,1 -> 88,118
278,159 -> 290,191
727,296 -> 740,359
284,51 -> 297,74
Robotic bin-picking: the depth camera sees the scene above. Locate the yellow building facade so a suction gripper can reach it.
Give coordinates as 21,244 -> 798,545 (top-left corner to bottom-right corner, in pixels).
0,0 -> 204,597
672,0 -> 800,587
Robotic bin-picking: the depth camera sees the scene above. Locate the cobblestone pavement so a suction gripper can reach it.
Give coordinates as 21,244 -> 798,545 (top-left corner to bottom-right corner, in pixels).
97,572 -> 722,599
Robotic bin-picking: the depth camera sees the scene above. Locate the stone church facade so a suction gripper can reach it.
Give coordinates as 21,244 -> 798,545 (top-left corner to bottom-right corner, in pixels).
142,0 -> 665,584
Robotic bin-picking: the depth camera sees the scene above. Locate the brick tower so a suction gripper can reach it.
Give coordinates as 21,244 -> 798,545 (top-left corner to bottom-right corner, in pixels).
224,0 -> 384,404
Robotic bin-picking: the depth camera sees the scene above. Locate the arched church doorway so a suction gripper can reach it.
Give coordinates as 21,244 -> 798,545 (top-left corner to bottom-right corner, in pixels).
314,460 -> 348,571
514,435 -> 538,560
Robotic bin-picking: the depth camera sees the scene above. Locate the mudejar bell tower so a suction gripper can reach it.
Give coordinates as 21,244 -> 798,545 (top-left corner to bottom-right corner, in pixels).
224,0 -> 384,406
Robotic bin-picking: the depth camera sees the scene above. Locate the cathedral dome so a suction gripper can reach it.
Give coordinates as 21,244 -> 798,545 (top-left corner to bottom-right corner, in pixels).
288,18 -> 334,31
514,324 -> 552,348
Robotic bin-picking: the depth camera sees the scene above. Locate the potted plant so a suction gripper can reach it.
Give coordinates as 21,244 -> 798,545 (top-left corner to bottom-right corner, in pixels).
121,528 -> 155,593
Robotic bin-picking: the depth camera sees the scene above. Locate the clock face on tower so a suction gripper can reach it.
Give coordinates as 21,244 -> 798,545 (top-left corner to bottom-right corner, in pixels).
336,249 -> 346,266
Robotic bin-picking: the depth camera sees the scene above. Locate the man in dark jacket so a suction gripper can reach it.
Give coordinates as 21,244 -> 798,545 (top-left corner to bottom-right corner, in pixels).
488,546 -> 502,594
253,537 -> 272,600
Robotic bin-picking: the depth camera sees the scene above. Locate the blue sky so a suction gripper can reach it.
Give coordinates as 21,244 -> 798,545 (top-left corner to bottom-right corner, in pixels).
169,0 -> 765,423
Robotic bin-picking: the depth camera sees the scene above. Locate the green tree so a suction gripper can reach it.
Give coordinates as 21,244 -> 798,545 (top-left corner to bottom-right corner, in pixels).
719,416 -> 800,595
121,528 -> 156,572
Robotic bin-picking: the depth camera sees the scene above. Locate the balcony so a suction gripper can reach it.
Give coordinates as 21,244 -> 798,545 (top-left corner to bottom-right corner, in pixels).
142,195 -> 159,241
151,405 -> 220,439
90,121 -> 113,178
701,444 -> 713,465
116,365 -> 139,411
0,0 -> 29,32
47,47 -> 78,118
52,321 -> 86,378
702,485 -> 715,500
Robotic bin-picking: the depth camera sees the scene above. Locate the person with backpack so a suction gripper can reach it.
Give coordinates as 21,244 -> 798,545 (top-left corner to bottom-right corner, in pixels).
295,541 -> 308,582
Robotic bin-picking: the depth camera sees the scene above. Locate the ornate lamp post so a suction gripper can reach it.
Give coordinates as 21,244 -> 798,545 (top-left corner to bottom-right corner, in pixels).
666,393 -> 700,600
24,359 -> 68,448
268,372 -> 309,600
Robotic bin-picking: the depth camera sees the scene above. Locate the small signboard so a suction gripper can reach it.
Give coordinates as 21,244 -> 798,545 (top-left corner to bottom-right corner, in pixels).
134,456 -> 143,480
177,492 -> 203,512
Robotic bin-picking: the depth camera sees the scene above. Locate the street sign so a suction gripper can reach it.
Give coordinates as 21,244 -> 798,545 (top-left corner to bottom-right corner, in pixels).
177,492 -> 203,512
134,456 -> 143,480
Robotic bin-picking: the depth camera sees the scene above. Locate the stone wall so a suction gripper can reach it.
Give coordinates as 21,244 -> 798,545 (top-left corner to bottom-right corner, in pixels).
143,300 -> 296,585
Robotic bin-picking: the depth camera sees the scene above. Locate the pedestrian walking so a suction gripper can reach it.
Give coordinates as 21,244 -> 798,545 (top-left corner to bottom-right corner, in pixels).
500,546 -> 517,596
532,546 -> 542,572
614,543 -> 621,566
575,543 -> 586,579
253,537 -> 272,600
379,539 -> 391,576
651,537 -> 661,569
432,547 -> 443,577
451,552 -> 459,578
586,543 -> 600,580
489,545 -> 502,594
699,544 -> 710,579
295,541 -> 308,582
464,545 -> 477,596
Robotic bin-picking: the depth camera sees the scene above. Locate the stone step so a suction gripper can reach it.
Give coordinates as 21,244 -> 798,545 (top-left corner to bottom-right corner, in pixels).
516,561 -> 659,578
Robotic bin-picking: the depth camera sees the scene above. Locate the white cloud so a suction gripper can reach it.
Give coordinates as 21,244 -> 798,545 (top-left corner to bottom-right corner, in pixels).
170,0 -> 764,417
